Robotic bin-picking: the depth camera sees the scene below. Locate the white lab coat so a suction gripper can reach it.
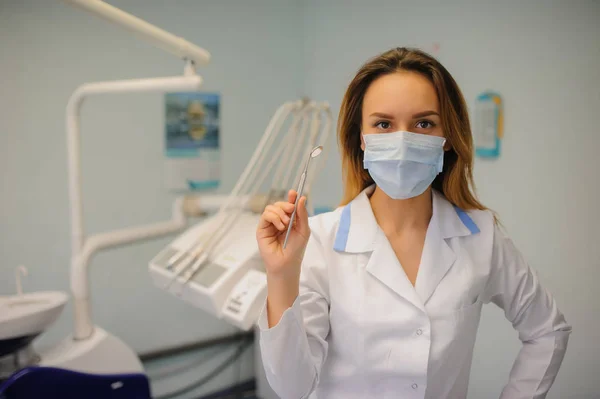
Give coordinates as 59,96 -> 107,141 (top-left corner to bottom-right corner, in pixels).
258,186 -> 571,399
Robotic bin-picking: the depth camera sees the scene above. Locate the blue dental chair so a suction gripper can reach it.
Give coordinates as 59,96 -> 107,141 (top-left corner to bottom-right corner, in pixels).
0,366 -> 151,398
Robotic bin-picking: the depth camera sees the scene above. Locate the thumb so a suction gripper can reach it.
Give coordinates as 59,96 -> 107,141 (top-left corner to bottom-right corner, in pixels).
296,196 -> 310,235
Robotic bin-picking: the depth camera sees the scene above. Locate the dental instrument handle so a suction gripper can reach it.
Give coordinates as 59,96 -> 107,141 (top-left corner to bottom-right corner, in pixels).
168,214 -> 234,287
283,171 -> 307,249
282,145 -> 323,249
165,252 -> 208,291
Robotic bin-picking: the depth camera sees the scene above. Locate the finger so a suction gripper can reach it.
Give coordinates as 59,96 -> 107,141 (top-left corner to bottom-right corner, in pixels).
258,208 -> 284,231
266,204 -> 290,224
257,213 -> 271,230
256,220 -> 278,240
295,196 -> 310,234
287,189 -> 297,205
257,207 -> 274,230
273,201 -> 295,215
262,210 -> 287,231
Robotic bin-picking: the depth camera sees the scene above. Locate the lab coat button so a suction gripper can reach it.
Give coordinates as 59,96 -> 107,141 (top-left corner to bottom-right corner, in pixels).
412,383 -> 418,389
416,328 -> 423,336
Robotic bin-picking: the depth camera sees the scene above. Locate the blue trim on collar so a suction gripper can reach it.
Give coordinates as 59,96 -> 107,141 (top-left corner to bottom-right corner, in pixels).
333,204 -> 352,251
453,206 -> 480,234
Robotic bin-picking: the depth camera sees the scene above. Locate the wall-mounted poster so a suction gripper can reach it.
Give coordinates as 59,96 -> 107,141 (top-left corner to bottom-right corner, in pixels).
164,92 -> 220,191
474,91 -> 503,159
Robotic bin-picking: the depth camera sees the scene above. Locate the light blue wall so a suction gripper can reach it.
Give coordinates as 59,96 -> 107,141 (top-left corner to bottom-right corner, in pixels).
301,1 -> 600,398
2,0 -> 599,398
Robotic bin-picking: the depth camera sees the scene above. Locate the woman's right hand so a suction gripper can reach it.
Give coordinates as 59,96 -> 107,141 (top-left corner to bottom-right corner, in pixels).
256,189 -> 311,280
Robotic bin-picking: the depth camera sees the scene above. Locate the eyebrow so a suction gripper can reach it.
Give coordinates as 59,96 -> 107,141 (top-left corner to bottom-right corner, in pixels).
369,112 -> 395,119
369,110 -> 440,119
412,110 -> 440,118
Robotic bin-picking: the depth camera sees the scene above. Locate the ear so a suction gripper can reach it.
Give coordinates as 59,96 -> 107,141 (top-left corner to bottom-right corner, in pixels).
360,134 -> 365,151
443,139 -> 452,152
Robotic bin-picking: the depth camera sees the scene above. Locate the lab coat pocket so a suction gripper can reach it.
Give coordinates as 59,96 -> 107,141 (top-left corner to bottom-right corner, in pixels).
428,299 -> 483,352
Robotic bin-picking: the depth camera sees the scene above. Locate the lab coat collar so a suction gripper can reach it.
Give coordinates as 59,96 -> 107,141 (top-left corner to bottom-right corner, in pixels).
333,185 -> 378,253
333,185 -> 480,309
333,185 -> 479,253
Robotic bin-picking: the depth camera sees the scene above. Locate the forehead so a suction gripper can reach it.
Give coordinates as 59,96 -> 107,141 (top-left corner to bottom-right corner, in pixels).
362,71 -> 439,115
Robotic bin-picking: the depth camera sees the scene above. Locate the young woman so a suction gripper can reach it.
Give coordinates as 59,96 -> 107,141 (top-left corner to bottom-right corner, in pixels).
255,47 -> 570,399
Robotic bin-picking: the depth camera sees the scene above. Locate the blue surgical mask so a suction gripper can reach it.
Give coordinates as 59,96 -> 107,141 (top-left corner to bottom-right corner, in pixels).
363,131 -> 446,200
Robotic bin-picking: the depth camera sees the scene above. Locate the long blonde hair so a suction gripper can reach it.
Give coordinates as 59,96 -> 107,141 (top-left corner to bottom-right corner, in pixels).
338,47 -> 487,212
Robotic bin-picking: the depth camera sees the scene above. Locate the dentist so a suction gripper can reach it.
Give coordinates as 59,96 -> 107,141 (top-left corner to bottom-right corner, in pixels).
256,47 -> 571,399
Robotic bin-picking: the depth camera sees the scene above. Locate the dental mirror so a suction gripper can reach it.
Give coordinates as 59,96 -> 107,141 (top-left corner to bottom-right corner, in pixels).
283,145 -> 323,249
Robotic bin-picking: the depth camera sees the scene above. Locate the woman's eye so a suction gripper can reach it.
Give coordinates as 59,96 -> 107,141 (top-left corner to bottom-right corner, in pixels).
416,120 -> 435,129
376,121 -> 391,129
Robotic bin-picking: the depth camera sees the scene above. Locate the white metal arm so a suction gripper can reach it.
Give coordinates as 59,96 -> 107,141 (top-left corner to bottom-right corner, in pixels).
67,64 -> 205,340
62,0 -> 212,340
67,66 -> 201,256
62,0 -> 210,65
